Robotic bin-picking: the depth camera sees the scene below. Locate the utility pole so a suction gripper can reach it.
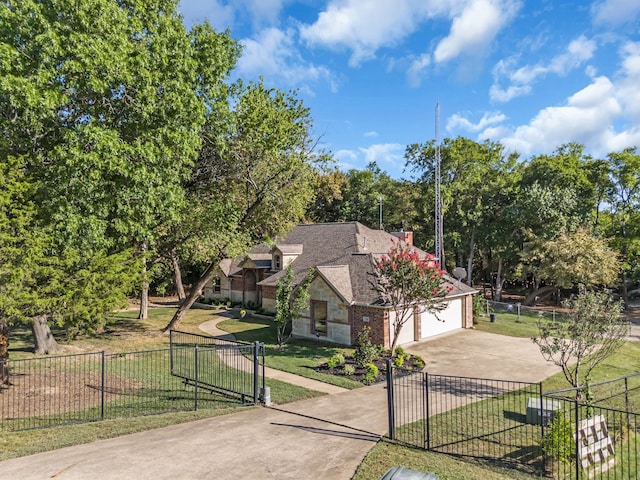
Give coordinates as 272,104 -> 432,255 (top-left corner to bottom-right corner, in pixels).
435,102 -> 445,269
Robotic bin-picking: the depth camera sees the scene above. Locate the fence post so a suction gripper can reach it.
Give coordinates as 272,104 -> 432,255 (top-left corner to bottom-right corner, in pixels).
101,351 -> 105,421
260,342 -> 266,401
538,383 -> 544,445
169,330 -> 174,374
425,372 -> 430,450
574,398 -> 580,480
194,345 -> 199,411
253,341 -> 260,405
386,358 -> 395,440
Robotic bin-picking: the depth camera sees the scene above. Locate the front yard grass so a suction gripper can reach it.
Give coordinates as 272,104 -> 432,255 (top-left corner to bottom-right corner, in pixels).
474,312 -> 546,338
352,441 -> 538,480
217,316 -> 363,389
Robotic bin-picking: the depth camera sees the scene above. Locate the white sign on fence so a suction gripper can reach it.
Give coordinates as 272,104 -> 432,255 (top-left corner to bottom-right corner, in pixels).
574,414 -> 615,476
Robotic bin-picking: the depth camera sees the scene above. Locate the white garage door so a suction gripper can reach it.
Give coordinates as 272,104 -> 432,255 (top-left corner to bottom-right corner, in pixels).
420,298 -> 462,339
389,310 -> 415,347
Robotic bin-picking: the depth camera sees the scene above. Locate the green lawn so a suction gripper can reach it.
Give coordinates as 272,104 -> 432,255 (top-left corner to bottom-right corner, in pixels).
352,442 -> 539,480
218,316 -> 363,389
474,312 -> 549,338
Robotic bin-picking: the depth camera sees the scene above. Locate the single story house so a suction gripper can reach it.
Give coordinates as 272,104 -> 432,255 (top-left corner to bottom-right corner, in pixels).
203,222 -> 476,349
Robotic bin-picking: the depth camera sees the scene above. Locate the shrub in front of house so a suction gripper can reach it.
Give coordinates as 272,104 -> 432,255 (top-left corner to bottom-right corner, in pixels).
326,353 -> 345,369
354,326 -> 384,367
343,364 -> 355,376
363,363 -> 379,384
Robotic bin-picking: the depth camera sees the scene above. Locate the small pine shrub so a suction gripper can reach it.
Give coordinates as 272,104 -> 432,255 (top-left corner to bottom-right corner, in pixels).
393,355 -> 405,367
540,413 -> 574,463
363,363 -> 379,384
343,364 -> 355,376
413,357 -> 425,369
354,327 -> 383,367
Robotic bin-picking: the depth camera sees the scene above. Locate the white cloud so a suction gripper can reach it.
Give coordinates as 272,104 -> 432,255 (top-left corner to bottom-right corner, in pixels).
616,42 -> 640,120
359,143 -> 406,170
407,53 -> 431,87
238,27 -> 336,92
495,76 -> 623,156
434,0 -> 521,64
334,149 -> 359,172
299,0 -> 431,67
591,0 -> 640,26
178,0 -> 235,29
364,131 -> 379,138
490,35 -> 597,102
448,111 -> 507,132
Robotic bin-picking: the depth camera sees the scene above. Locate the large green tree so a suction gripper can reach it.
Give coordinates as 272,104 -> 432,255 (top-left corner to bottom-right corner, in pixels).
520,228 -> 621,305
0,0 -> 238,347
405,137 -> 517,286
163,81 -> 320,332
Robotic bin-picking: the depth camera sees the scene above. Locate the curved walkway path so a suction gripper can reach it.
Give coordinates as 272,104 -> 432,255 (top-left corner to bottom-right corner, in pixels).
198,314 -> 348,395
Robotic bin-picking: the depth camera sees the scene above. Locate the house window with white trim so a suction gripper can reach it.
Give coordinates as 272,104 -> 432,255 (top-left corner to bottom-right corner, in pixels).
274,254 -> 281,270
312,300 -> 327,336
213,278 -> 221,293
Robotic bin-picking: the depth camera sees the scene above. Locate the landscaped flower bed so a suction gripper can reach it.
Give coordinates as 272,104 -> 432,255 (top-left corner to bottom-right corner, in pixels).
314,326 -> 425,385
314,351 -> 425,385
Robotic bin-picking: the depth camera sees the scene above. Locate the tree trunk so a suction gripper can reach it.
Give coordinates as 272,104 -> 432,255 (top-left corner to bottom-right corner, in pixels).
0,321 -> 9,385
494,258 -> 504,301
162,254 -> 223,333
171,249 -> 186,300
32,314 -> 60,354
139,241 -> 149,320
523,285 -> 557,306
466,228 -> 475,285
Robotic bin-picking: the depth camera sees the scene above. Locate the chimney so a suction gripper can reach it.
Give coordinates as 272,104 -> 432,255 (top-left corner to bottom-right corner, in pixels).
391,229 -> 413,246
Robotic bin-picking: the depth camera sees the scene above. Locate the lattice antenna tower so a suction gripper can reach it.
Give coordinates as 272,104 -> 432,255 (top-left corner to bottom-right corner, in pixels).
435,102 -> 444,269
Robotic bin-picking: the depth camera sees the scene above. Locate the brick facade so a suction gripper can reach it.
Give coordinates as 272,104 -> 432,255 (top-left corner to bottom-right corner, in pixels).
350,305 -> 390,348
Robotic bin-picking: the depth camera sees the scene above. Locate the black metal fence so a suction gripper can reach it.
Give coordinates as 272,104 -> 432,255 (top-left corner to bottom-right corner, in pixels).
0,333 -> 264,432
386,365 -> 640,478
169,330 -> 265,404
386,363 -> 545,475
541,376 -> 640,479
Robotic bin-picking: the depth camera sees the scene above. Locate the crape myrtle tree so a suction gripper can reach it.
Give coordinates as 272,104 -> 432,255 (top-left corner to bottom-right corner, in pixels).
162,80 -> 320,332
533,286 -> 628,398
0,0 -> 230,348
371,239 -> 452,355
273,266 -> 314,349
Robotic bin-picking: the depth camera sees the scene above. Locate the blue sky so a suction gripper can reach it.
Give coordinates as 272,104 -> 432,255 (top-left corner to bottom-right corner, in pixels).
178,0 -> 640,179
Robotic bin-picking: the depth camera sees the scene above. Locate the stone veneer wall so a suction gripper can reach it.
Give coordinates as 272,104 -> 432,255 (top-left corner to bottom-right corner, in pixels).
261,285 -> 276,312
292,276 -> 351,345
350,305 -> 390,349
463,294 -> 474,328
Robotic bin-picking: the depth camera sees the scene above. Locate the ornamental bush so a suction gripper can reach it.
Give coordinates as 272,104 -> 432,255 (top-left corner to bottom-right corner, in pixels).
363,363 -> 379,385
354,326 -> 383,367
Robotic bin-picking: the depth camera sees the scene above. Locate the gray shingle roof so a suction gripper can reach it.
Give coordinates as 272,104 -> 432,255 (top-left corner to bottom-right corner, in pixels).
252,222 -> 476,304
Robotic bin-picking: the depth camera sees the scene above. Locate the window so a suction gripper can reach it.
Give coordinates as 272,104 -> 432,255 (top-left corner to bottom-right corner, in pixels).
312,301 -> 327,336
274,254 -> 281,270
213,278 -> 221,293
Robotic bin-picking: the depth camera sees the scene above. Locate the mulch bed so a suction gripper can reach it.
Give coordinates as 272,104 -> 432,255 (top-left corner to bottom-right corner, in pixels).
315,354 -> 426,385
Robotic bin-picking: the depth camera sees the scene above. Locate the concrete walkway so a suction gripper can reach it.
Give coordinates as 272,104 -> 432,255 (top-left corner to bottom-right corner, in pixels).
198,315 -> 348,395
0,328 -> 561,480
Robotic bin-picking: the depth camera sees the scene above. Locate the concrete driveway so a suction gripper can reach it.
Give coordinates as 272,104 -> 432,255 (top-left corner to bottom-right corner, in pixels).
0,329 -> 559,480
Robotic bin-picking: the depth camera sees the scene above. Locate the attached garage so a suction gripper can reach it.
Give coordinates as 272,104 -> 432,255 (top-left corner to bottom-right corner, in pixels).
419,298 -> 463,339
